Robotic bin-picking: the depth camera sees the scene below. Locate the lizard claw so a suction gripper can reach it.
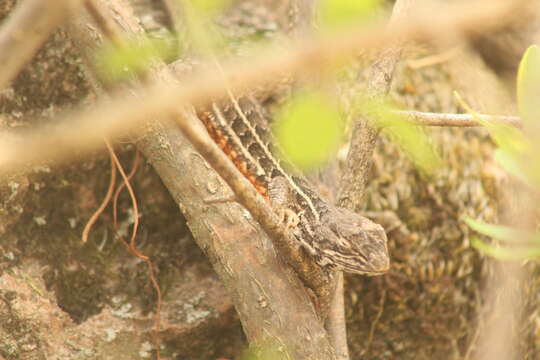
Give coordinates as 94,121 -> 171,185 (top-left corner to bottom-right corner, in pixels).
277,208 -> 300,231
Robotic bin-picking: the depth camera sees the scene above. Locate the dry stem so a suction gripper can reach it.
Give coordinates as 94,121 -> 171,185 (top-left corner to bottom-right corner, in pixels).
394,110 -> 521,128
0,0 -> 527,174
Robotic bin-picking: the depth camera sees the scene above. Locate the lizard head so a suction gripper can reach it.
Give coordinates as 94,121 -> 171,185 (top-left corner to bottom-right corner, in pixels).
316,206 -> 389,275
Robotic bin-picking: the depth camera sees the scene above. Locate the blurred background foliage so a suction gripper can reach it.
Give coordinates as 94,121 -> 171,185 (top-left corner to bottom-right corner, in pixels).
466,45 -> 540,261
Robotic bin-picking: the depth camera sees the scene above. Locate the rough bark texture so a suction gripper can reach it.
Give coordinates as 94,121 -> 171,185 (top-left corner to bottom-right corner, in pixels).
69,0 -> 336,359
0,1 -> 243,359
338,0 -> 412,211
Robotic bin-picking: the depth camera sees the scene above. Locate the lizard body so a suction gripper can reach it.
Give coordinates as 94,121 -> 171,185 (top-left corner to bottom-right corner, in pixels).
198,96 -> 389,275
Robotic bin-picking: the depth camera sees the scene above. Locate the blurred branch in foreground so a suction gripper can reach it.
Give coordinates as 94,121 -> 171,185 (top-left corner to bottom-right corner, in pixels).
0,0 -> 529,174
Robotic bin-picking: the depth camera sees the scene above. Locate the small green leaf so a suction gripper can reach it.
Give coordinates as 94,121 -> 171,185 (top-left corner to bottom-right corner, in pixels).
464,217 -> 538,243
472,237 -> 540,261
188,0 -> 230,16
273,91 -> 345,171
517,45 -> 540,127
319,0 -> 381,30
241,342 -> 291,360
95,36 -> 176,82
493,149 -> 535,186
182,0 -> 229,55
454,91 -> 530,157
366,99 -> 442,174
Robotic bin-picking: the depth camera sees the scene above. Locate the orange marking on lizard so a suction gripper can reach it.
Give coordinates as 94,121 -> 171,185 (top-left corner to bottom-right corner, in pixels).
198,111 -> 269,201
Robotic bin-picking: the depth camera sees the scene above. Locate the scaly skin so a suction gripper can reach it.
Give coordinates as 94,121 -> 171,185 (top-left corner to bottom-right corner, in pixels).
198,96 -> 390,275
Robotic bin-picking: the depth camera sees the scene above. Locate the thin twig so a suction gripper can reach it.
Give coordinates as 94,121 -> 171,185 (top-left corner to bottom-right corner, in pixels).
360,289 -> 387,357
104,140 -> 142,258
325,272 -> 349,360
105,139 -> 162,360
0,0 -> 83,91
0,0 -> 526,174
338,0 -> 415,210
82,150 -> 117,243
84,3 -> 162,356
393,110 -> 522,128
113,150 -> 141,230
331,1 -> 415,358
406,47 -> 460,69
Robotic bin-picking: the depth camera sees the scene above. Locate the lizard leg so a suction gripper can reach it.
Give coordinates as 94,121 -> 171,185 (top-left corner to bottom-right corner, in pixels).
269,176 -> 300,231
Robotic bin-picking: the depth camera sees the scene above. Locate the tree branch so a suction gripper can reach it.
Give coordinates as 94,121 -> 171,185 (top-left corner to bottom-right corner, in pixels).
0,0 -> 83,91
0,0 -> 527,174
338,0 -> 415,211
333,0 -> 415,358
68,0 -> 336,358
325,272 -> 349,360
83,0 -> 331,301
393,110 -> 521,128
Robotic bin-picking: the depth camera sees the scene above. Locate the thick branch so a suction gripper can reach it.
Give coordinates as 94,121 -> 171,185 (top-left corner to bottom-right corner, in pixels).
0,0 -> 82,90
0,0 -> 527,174
170,108 -> 329,296
84,0 -> 330,300
69,1 -> 335,358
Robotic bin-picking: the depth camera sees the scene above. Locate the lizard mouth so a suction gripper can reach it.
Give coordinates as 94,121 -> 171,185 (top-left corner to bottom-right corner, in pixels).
332,254 -> 390,275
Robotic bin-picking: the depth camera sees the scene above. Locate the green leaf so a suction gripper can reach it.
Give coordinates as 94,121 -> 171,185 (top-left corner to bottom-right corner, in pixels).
467,216 -> 540,260
188,0 -> 230,16
454,91 -> 530,157
95,36 -> 176,82
472,237 -> 540,261
273,91 -> 345,171
181,0 -> 229,55
367,100 -> 442,174
319,0 -> 381,30
493,149 -> 536,187
241,342 -> 291,360
517,45 -> 540,127
464,217 -> 538,243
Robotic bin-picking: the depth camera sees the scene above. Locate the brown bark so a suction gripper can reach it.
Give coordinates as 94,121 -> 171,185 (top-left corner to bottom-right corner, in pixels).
0,2 -> 242,359
69,1 -> 336,359
338,0 -> 414,211
330,1 -> 414,358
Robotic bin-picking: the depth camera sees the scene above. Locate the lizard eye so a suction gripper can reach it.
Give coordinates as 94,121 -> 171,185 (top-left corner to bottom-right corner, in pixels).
321,206 -> 389,274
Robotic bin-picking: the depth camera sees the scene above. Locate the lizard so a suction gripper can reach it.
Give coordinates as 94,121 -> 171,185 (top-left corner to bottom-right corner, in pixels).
197,95 -> 390,276
151,0 -> 390,276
